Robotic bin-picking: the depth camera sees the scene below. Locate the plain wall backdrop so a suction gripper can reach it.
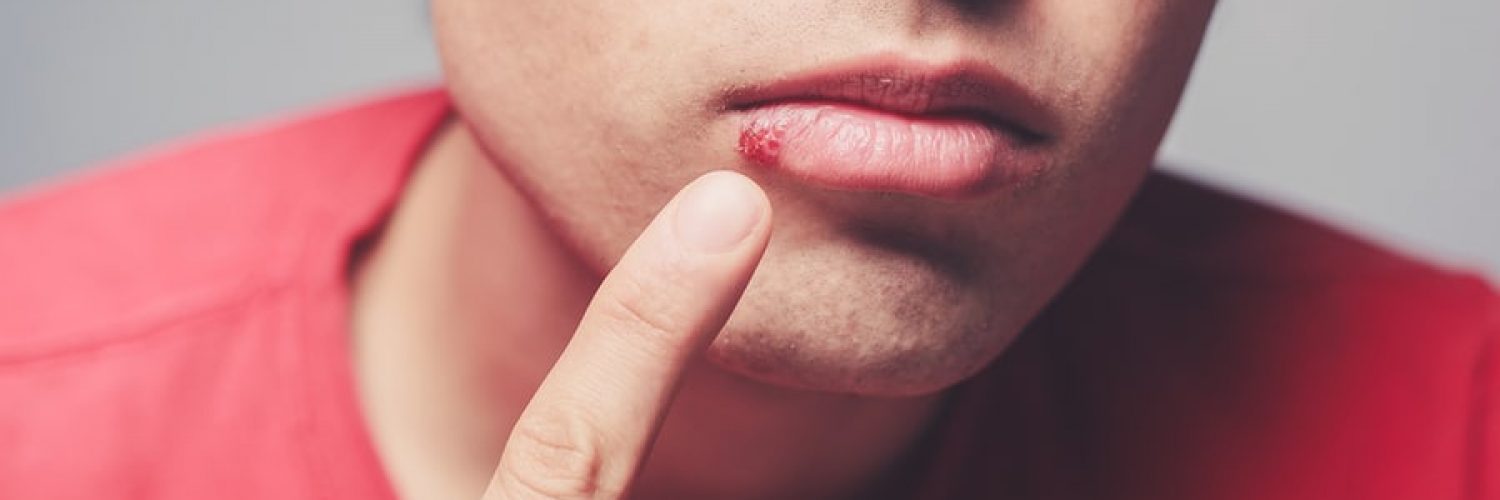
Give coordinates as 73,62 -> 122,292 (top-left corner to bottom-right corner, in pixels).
2,1 -> 1496,274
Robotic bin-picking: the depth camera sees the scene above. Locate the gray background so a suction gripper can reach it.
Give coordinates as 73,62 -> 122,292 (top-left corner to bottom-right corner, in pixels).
2,1 -> 1496,274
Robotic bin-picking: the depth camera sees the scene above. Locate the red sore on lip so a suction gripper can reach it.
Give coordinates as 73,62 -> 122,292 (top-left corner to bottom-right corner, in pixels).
736,124 -> 782,164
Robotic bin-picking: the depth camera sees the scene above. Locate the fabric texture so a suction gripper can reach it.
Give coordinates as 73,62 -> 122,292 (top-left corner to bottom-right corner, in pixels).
1,89 -> 1494,500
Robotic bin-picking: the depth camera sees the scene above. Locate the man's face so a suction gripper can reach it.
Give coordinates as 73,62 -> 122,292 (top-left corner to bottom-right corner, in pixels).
432,1 -> 1216,396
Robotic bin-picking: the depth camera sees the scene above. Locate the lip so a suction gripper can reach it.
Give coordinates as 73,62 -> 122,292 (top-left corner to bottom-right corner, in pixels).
724,55 -> 1057,199
725,56 -> 1056,141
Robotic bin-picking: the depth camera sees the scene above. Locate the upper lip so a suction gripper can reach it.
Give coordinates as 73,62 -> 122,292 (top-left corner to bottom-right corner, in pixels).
723,54 -> 1058,143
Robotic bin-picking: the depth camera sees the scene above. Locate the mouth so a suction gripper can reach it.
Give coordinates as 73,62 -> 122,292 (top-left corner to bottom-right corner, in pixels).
724,55 -> 1057,199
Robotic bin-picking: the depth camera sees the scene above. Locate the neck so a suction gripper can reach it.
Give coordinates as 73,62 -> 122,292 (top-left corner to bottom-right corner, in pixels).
351,121 -> 942,500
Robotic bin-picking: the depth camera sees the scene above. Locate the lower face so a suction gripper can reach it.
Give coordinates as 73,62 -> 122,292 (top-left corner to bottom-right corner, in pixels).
432,1 -> 1217,396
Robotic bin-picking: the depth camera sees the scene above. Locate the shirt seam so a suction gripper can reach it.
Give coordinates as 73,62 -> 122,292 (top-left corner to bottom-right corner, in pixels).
0,280 -> 298,369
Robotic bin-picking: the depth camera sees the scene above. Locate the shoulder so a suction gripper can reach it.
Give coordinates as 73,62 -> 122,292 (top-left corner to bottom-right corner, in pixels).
946,171 -> 1500,499
0,87 -> 449,363
1106,171 -> 1486,281
1076,171 -> 1498,492
1092,171 -> 1499,329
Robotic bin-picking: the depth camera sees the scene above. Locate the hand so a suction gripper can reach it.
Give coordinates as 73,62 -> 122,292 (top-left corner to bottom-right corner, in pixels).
481,171 -> 773,499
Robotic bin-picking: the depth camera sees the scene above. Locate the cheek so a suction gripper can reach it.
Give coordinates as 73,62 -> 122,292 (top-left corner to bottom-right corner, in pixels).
436,2 -> 636,164
435,0 -> 751,271
435,0 -> 729,144
435,2 -> 625,111
1028,1 -> 1213,144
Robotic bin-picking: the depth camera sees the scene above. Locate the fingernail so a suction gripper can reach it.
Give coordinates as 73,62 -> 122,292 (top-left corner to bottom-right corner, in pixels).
673,171 -> 765,253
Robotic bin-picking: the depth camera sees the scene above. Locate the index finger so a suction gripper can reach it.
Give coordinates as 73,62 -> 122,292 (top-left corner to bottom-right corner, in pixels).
483,171 -> 773,499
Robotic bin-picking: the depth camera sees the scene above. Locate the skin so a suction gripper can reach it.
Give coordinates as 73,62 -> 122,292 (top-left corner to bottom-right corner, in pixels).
354,1 -> 1218,498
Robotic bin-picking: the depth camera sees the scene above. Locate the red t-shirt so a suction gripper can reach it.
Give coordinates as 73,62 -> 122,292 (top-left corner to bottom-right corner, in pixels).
1,89 -> 1495,500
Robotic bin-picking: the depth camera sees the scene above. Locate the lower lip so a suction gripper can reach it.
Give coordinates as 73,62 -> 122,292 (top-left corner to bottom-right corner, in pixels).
736,102 -> 1036,198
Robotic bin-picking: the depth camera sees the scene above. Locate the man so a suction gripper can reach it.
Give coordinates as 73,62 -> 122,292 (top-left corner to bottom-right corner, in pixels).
1,1 -> 1495,499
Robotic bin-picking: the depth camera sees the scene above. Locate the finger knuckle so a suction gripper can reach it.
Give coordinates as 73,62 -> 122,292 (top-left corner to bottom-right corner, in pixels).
501,414 -> 610,499
596,278 -> 684,351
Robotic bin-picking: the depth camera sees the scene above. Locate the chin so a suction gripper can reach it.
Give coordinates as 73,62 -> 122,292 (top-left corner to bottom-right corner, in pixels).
700,235 -> 1026,397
